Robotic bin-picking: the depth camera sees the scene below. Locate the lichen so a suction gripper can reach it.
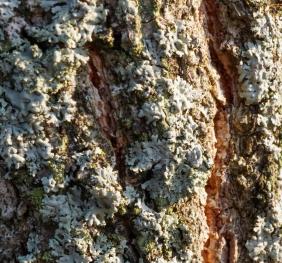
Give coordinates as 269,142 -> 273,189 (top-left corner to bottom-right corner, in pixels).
246,203 -> 282,262
1,0 -> 281,262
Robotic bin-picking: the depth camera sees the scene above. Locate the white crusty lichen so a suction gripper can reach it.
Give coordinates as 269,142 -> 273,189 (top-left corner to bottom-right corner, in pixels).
99,1 -> 216,261
38,173 -> 126,261
153,15 -> 190,58
0,0 -> 108,176
246,201 -> 282,262
0,0 -> 134,262
238,5 -> 282,262
125,72 -> 211,206
238,40 -> 276,105
1,0 -> 265,262
132,199 -> 196,262
114,0 -> 144,55
238,9 -> 282,108
84,166 -> 126,227
90,233 -> 128,263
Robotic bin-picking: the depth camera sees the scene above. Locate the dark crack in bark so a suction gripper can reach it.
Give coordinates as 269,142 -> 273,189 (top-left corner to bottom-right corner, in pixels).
87,47 -> 140,262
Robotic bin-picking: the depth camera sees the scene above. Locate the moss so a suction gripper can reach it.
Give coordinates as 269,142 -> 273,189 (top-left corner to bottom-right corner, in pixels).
144,240 -> 157,254
136,132 -> 149,143
162,245 -> 173,260
13,170 -> 33,186
130,43 -> 144,57
73,228 -> 92,244
136,234 -> 159,259
89,147 -> 108,169
40,251 -> 54,262
136,234 -> 147,251
48,160 -> 65,185
138,0 -> 160,19
133,206 -> 142,216
118,204 -> 127,215
0,39 -> 13,53
108,233 -> 123,246
160,57 -> 179,78
154,196 -> 169,210
28,187 -> 44,210
57,134 -> 69,156
155,121 -> 169,138
121,118 -> 133,130
92,31 -> 115,51
166,207 -> 174,215
264,156 -> 280,197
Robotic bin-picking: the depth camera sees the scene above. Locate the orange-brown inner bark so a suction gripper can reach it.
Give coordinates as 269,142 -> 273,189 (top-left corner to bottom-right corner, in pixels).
200,0 -> 238,262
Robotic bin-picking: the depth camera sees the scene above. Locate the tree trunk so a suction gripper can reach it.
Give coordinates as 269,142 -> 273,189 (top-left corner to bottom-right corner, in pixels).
0,0 -> 281,262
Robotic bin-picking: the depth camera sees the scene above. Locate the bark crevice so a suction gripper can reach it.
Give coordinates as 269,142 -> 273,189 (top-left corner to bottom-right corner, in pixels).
201,0 -> 238,262
87,48 -> 140,262
88,49 -> 126,183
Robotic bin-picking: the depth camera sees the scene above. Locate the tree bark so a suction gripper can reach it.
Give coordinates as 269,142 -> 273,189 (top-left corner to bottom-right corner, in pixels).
0,0 -> 281,262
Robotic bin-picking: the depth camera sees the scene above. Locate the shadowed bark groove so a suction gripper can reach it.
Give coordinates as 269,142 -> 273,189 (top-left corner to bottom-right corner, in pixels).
87,49 -> 140,262
88,48 -> 127,185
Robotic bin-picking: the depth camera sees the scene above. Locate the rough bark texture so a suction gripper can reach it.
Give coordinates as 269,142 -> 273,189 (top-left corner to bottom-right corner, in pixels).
0,0 -> 281,262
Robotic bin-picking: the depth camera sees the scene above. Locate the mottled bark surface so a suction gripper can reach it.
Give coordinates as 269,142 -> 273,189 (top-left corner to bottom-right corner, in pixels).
0,0 -> 281,262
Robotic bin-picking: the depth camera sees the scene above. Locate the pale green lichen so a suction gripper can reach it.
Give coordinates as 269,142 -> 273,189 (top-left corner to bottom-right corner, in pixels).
84,166 -> 126,227
133,199 -> 194,262
125,74 -> 211,207
0,0 -> 134,262
97,2 -> 215,261
246,204 -> 282,262
229,3 -> 282,261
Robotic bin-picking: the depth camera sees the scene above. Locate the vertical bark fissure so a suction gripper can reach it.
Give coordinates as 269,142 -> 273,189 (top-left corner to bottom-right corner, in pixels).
87,49 -> 140,262
88,49 -> 126,183
202,0 -> 238,262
